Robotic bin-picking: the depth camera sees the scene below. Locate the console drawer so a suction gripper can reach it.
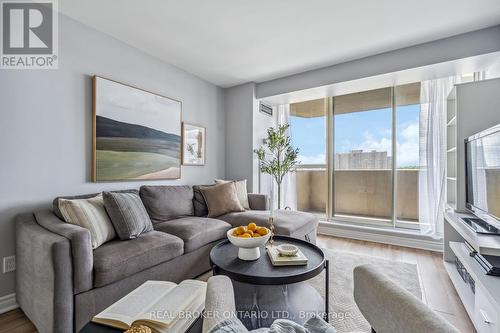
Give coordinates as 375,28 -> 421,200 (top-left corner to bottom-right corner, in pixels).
475,287 -> 498,333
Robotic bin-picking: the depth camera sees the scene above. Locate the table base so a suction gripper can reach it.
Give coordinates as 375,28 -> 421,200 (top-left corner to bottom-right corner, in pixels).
232,280 -> 324,330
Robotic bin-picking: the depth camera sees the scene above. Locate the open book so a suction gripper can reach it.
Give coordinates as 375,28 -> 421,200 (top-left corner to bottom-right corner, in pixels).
92,280 -> 206,333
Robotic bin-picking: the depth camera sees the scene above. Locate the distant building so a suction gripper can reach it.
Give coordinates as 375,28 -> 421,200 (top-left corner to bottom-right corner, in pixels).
335,150 -> 392,169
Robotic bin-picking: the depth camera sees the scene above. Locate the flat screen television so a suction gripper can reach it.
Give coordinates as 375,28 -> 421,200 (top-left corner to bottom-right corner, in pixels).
465,124 -> 500,231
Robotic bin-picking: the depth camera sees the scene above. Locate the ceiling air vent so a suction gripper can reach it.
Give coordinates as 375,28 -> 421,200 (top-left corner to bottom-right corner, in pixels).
260,102 -> 273,117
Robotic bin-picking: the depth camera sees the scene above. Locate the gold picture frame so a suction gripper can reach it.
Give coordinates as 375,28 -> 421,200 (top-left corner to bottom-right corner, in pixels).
92,76 -> 182,181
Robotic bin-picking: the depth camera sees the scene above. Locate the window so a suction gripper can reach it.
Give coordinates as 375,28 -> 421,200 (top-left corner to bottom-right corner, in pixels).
289,99 -> 327,217
288,83 -> 422,228
334,88 -> 393,223
290,99 -> 327,166
394,83 -> 421,226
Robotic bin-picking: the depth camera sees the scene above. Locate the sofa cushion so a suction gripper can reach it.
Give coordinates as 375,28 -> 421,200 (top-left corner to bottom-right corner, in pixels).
103,191 -> 153,240
193,185 -> 214,217
93,231 -> 183,287
154,217 -> 231,253
58,194 -> 116,249
214,179 -> 250,209
53,189 -> 137,220
217,210 -> 318,238
199,182 -> 245,218
140,185 -> 194,223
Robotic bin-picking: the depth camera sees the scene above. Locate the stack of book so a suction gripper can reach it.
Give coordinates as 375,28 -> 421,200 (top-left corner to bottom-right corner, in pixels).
266,245 -> 308,266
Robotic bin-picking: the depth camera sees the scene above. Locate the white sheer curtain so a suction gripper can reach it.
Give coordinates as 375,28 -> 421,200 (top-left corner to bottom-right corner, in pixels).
419,77 -> 456,238
272,104 -> 297,210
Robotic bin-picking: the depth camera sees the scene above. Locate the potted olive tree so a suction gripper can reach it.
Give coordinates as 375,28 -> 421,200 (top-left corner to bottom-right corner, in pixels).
254,124 -> 299,210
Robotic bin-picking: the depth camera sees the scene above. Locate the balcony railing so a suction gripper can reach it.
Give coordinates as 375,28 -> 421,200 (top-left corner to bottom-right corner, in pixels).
295,167 -> 419,222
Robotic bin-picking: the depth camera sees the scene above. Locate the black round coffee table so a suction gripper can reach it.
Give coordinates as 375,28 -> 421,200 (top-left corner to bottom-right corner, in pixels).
210,235 -> 329,328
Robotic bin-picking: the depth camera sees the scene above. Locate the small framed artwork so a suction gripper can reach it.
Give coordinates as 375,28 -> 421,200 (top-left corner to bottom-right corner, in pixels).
182,123 -> 206,165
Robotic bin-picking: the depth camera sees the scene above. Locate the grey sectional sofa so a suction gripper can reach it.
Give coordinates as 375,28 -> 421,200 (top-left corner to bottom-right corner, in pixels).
15,185 -> 318,333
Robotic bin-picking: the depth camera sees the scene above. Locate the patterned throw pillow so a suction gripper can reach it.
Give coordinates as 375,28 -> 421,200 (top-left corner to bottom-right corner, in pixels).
103,191 -> 153,240
214,179 -> 250,210
58,194 -> 116,249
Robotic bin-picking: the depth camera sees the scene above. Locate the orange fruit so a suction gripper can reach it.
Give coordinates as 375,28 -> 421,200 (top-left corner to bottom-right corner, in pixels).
246,230 -> 254,236
247,222 -> 257,231
257,227 -> 269,236
240,233 -> 252,238
252,233 -> 261,237
235,226 -> 245,235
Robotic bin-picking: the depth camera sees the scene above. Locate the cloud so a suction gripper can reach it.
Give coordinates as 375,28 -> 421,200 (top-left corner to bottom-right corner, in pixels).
401,122 -> 419,141
397,122 -> 419,167
298,154 -> 326,164
359,131 -> 392,153
353,122 -> 419,167
295,121 -> 420,167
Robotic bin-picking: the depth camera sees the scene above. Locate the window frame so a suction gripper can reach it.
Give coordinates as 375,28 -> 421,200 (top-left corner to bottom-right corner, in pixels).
323,86 -> 421,229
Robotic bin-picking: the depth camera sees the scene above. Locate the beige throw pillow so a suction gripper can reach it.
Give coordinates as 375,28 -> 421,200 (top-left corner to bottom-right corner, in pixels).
200,182 -> 245,217
214,179 -> 250,210
58,194 -> 116,249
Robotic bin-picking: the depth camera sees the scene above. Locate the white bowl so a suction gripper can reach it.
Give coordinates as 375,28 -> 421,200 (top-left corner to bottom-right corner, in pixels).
227,227 -> 271,261
277,244 -> 299,256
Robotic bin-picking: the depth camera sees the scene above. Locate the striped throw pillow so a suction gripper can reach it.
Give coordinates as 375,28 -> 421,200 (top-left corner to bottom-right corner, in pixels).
58,194 -> 116,249
103,191 -> 153,240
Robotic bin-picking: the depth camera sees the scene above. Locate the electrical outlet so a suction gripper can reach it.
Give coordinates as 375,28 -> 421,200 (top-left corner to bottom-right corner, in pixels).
3,256 -> 15,273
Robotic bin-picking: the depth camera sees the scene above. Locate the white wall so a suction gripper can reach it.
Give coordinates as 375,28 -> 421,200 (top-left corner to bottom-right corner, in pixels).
224,83 -> 274,194
0,15 -> 225,298
252,103 -> 274,194
256,25 -> 500,99
224,83 -> 255,189
486,57 -> 500,78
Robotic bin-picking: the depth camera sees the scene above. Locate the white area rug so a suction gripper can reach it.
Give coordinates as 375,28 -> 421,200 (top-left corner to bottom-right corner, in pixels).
308,248 -> 422,333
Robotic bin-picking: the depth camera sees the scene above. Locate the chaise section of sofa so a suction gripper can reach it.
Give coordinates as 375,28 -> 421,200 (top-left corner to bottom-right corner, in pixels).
217,209 -> 319,244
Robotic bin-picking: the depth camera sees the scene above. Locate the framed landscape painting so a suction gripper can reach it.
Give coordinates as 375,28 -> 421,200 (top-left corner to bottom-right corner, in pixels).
92,76 -> 182,181
182,123 -> 206,165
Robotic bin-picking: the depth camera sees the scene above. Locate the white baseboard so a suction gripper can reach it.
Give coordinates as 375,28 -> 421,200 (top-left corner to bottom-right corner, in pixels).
318,222 -> 443,252
0,293 -> 18,314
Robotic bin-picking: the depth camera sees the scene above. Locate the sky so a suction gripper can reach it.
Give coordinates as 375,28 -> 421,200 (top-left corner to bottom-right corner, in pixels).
96,77 -> 181,134
289,104 -> 420,168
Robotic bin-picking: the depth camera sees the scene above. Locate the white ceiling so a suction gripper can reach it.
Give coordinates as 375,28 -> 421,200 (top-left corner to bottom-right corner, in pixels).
60,0 -> 500,88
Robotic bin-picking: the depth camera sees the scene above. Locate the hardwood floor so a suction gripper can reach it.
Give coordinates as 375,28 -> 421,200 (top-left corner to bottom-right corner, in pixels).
0,308 -> 36,333
0,235 -> 476,333
316,235 -> 476,333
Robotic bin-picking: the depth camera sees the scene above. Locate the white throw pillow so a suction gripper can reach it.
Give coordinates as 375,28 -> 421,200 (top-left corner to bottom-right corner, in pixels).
58,194 -> 116,248
214,179 -> 250,210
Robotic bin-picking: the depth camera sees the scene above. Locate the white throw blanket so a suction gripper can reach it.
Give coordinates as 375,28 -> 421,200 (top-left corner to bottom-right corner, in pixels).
209,315 -> 336,333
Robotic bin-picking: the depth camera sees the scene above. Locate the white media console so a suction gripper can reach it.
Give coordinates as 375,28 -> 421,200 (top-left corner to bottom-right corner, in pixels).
445,78 -> 500,333
444,210 -> 500,333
